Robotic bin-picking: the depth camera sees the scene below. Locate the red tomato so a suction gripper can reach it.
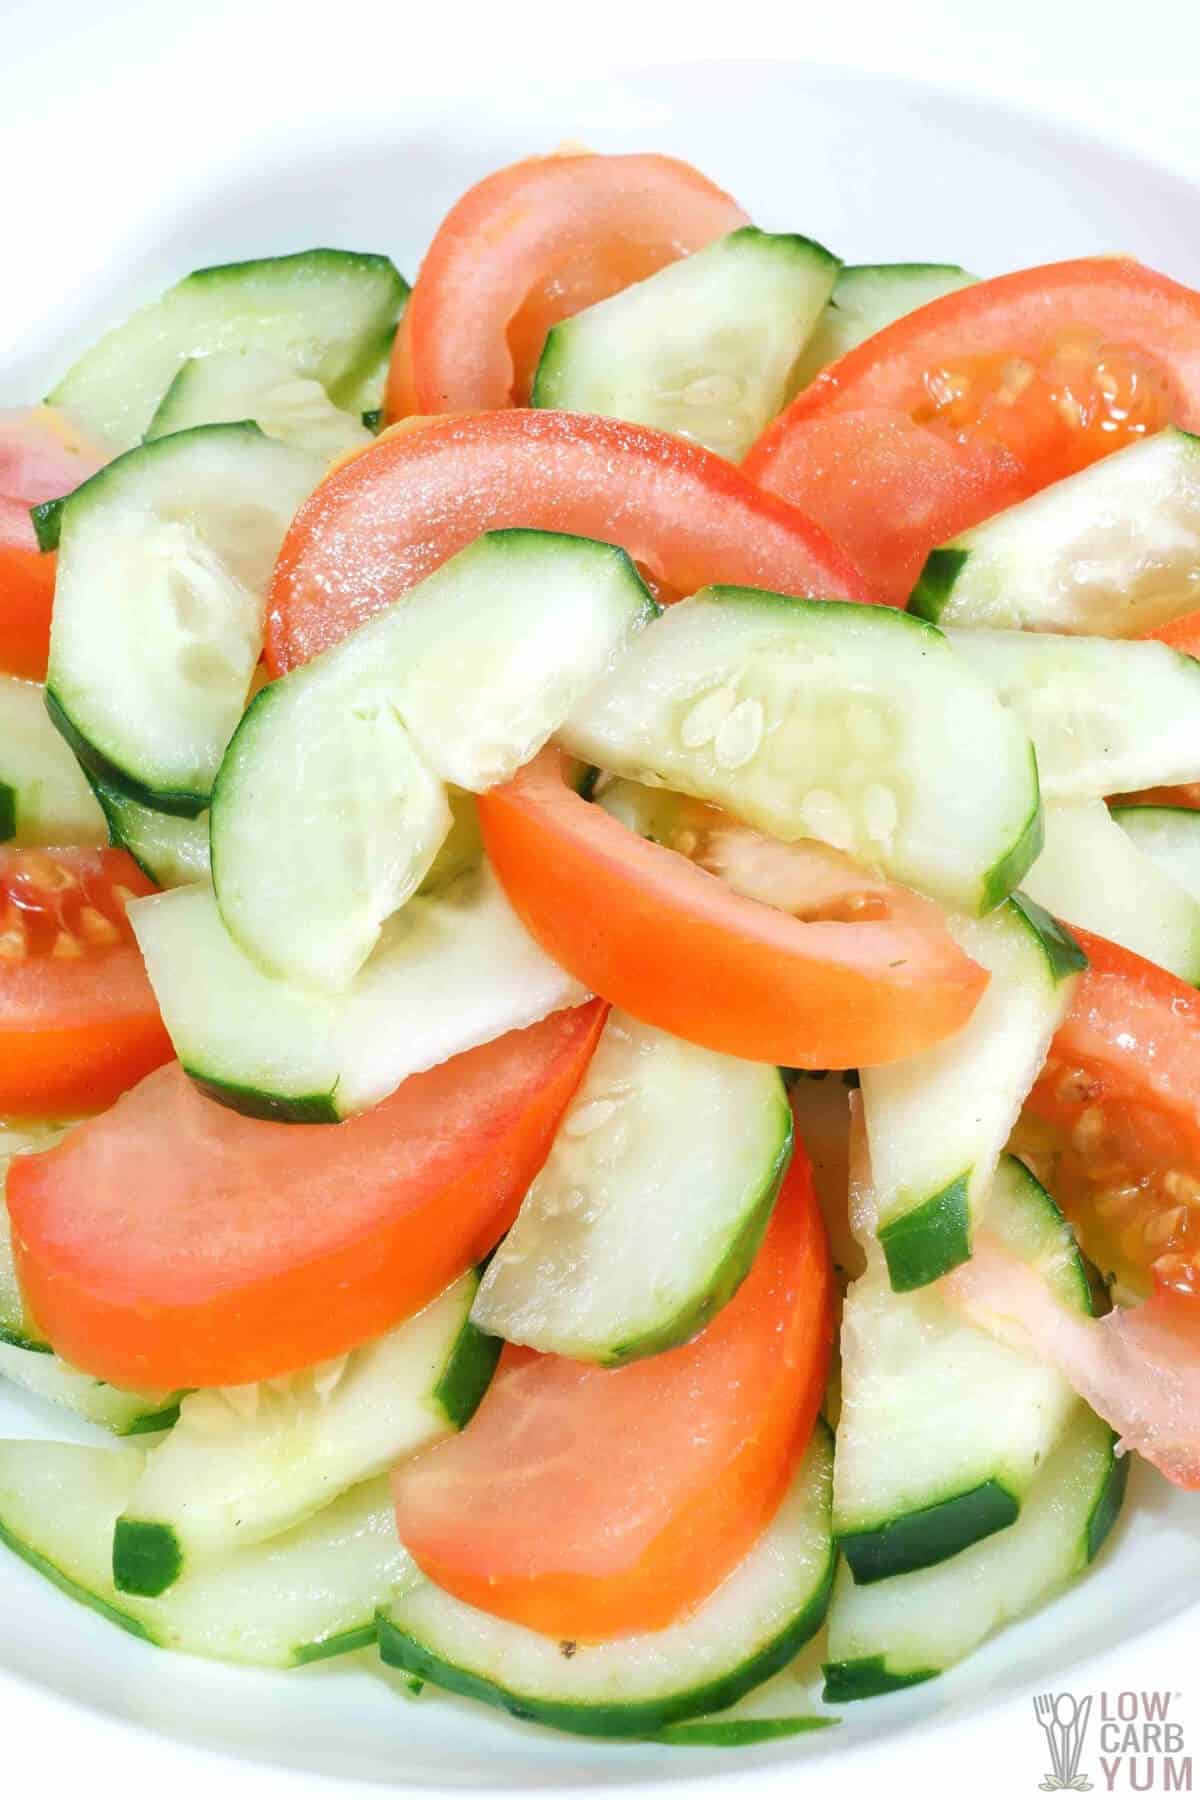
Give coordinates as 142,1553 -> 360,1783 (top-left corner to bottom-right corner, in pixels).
8,1003 -> 606,1390
265,410 -> 873,673
389,152 -> 747,416
745,258 -> 1200,603
477,750 -> 987,1068
392,1125 -> 833,1639
1144,609 -> 1200,656
1014,929 -> 1200,1301
0,847 -> 170,1115
0,408 -> 106,679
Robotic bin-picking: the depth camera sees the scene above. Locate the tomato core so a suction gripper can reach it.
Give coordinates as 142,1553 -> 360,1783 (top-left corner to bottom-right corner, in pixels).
0,849 -> 139,963
912,330 -> 1173,477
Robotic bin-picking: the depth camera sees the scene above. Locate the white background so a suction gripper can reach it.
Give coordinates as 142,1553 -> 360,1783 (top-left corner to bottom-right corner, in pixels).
3,1 -> 1200,1796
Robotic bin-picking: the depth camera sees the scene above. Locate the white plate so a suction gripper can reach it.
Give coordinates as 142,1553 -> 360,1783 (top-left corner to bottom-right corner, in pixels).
3,55 -> 1200,1800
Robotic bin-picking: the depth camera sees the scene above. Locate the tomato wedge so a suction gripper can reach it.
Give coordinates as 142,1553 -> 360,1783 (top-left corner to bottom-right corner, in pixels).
745,258 -> 1200,603
0,407 -> 106,679
0,847 -> 170,1115
265,410 -> 873,673
477,750 -> 987,1068
388,152 -> 747,416
1014,929 -> 1200,1303
7,1002 -> 605,1391
392,1123 -> 832,1639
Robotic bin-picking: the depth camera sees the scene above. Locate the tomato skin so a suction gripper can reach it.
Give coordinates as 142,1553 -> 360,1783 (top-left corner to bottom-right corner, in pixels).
1034,927 -> 1200,1164
391,153 -> 747,416
477,750 -> 987,1069
0,542 -> 58,680
392,1127 -> 833,1640
0,408 -> 106,679
745,258 -> 1200,605
7,1003 -> 606,1391
266,410 -> 873,673
0,847 -> 170,1115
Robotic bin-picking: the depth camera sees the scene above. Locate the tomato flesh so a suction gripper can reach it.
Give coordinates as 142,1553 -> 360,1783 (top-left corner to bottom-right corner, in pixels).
1014,929 -> 1200,1301
7,1003 -> 606,1390
0,408 -> 106,679
266,410 -> 873,674
392,1126 -> 832,1640
390,153 -> 747,416
0,847 -> 170,1115
477,750 -> 986,1068
745,258 -> 1200,604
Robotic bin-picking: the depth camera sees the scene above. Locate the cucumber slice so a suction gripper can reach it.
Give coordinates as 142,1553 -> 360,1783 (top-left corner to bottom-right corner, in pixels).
0,1341 -> 178,1436
863,895 -> 1085,1291
129,862 -> 586,1123
146,349 -> 373,460
532,228 -> 840,462
48,248 -> 408,453
911,429 -> 1200,634
112,1271 -> 495,1596
835,1156 -> 1091,1583
561,589 -> 1042,916
89,779 -> 210,888
46,424 -> 320,815
1023,800 -> 1200,985
0,676 -> 106,847
211,527 -> 656,991
471,1011 -> 792,1363
1112,804 -> 1200,903
947,629 -> 1200,802
788,263 -> 977,392
378,1423 -> 834,1739
0,1441 -> 411,1667
823,1403 -> 1127,1700
2,1125 -> 180,1431
0,1120 -> 71,1350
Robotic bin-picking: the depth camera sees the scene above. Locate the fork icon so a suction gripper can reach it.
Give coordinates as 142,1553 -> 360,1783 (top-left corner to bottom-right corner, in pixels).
1034,1692 -> 1094,1791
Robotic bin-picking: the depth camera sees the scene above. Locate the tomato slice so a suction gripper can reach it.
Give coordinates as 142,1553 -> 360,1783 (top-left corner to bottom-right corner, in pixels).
1144,608 -> 1200,656
745,258 -> 1200,603
392,1124 -> 832,1639
1013,929 -> 1200,1301
0,408 -> 106,679
0,847 -> 170,1115
7,1002 -> 606,1390
389,152 -> 747,416
477,750 -> 986,1068
266,410 -> 873,673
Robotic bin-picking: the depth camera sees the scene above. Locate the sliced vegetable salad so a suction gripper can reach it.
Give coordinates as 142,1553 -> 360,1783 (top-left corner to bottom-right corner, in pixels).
3,143 -> 1200,1742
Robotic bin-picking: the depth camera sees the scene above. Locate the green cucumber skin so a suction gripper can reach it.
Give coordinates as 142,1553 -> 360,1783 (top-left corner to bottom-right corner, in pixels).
908,547 -> 970,624
1086,1433 -> 1130,1563
980,752 -> 1044,915
822,1655 -> 938,1704
376,1547 -> 836,1740
44,686 -> 209,820
602,1094 -> 793,1366
184,1066 -> 341,1126
112,1518 -> 182,1596
292,1621 -> 378,1666
433,1316 -> 503,1429
879,1175 -> 971,1293
0,1512 -> 154,1644
650,1716 -> 837,1746
119,1401 -> 183,1438
0,782 -> 13,843
0,1322 -> 50,1354
31,498 -> 62,553
1009,894 -> 1088,982
837,1479 -> 1019,1585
